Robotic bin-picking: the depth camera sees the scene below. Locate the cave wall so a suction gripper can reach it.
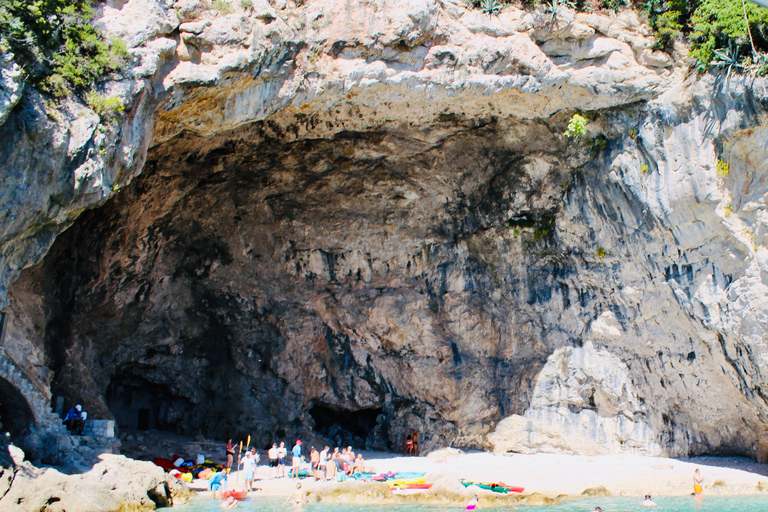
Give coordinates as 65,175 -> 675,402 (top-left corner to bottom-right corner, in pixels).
4,0 -> 768,458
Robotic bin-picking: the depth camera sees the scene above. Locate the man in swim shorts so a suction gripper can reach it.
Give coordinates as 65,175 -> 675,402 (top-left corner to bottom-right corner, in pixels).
693,468 -> 703,495
291,440 -> 302,479
277,441 -> 287,477
268,443 -> 279,477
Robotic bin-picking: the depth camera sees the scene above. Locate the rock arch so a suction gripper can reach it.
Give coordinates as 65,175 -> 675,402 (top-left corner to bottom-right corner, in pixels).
0,347 -> 61,436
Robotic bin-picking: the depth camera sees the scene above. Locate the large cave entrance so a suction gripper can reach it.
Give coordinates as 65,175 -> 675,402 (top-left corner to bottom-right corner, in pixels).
0,376 -> 36,439
106,376 -> 191,433
309,404 -> 387,450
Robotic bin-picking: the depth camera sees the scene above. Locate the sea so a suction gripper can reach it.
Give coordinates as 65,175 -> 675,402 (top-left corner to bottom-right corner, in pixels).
175,495 -> 768,511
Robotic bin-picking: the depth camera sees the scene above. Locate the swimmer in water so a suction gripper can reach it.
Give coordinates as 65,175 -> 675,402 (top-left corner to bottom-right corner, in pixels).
283,482 -> 307,507
641,494 -> 657,507
220,495 -> 238,508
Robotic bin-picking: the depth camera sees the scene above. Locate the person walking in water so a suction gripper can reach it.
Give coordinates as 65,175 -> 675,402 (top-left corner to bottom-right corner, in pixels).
291,440 -> 303,479
693,468 -> 704,495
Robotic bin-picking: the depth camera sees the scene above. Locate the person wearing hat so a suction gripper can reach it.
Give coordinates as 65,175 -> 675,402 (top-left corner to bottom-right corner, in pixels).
291,440 -> 302,479
63,404 -> 86,435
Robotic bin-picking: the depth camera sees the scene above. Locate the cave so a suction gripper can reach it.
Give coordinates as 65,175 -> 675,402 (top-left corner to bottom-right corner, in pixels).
0,376 -> 36,439
309,404 -> 386,450
106,376 -> 192,434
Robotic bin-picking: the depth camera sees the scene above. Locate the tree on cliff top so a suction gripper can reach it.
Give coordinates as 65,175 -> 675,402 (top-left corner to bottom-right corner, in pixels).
0,0 -> 128,97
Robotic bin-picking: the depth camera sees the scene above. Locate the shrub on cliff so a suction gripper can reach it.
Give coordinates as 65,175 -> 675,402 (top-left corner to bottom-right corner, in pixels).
690,0 -> 768,67
0,0 -> 128,97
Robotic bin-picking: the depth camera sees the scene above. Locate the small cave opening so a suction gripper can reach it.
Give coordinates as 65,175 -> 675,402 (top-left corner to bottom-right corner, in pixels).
106,376 -> 191,433
309,404 -> 388,450
0,376 -> 36,439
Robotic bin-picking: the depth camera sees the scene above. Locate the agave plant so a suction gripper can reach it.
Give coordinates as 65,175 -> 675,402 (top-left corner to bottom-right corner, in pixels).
545,0 -> 575,23
711,40 -> 743,82
481,0 -> 501,16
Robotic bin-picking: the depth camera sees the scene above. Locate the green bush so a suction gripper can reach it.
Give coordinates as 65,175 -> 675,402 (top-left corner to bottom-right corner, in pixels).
690,0 -> 768,67
211,0 -> 234,14
85,91 -> 124,119
564,113 -> 588,138
716,158 -> 730,176
0,0 -> 128,97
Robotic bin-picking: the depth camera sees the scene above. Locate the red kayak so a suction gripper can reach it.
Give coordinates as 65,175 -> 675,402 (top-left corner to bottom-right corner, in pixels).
496,481 -> 524,493
222,490 -> 248,500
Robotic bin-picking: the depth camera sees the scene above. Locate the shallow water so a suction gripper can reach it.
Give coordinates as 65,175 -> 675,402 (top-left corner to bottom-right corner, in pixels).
176,495 -> 768,511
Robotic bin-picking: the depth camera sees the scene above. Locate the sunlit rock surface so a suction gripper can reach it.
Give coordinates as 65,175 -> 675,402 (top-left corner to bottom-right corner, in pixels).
2,0 -> 768,460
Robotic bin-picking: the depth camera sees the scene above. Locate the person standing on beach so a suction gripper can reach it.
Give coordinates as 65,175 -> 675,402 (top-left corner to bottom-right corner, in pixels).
318,446 -> 328,481
239,449 -> 257,491
412,431 -> 419,456
291,440 -> 303,479
310,446 -> 319,479
277,441 -> 287,478
693,468 -> 704,495
268,443 -> 279,478
225,439 -> 235,472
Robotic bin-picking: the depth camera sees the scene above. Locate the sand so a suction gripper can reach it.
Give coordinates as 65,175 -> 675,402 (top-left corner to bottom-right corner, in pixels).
117,429 -> 768,500
187,449 -> 768,500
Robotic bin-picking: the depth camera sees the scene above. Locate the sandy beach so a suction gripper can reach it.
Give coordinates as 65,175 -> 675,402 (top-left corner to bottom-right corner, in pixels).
187,449 -> 768,500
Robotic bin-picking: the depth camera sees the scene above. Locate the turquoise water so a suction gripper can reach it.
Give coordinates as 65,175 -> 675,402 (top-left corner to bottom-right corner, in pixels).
175,495 -> 768,511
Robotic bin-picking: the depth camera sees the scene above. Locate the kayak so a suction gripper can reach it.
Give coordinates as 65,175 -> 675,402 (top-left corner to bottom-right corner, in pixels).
392,483 -> 433,490
222,490 -> 248,500
391,476 -> 426,486
461,480 -> 524,493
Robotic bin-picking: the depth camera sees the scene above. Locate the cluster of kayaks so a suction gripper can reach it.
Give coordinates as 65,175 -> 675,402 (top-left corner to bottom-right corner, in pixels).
461,479 -> 524,494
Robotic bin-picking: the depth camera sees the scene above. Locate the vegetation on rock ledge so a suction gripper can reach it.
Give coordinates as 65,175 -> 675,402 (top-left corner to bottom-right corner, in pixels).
465,0 -> 768,75
0,0 -> 128,97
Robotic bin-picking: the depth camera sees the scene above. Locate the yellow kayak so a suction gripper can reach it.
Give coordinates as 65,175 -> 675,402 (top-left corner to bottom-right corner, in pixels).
391,476 -> 426,487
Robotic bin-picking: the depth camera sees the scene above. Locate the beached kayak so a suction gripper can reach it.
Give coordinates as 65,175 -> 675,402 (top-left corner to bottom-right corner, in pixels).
461,480 -> 524,493
391,483 -> 433,490
391,476 -> 427,486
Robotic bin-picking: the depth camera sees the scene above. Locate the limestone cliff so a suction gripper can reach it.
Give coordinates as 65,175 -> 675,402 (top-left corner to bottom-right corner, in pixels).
2,0 -> 768,461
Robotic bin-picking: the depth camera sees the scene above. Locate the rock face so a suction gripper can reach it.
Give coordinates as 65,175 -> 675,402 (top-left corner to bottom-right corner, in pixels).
3,0 -> 768,462
0,444 -> 191,512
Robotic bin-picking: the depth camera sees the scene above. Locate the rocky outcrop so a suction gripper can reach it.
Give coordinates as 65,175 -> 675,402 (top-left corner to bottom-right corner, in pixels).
3,0 -> 768,463
0,444 -> 191,512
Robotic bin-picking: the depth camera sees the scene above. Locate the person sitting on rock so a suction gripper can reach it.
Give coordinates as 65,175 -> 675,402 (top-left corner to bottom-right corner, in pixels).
63,404 -> 86,435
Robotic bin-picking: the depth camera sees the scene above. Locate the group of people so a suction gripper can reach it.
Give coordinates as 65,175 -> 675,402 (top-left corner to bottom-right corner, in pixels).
404,431 -> 419,456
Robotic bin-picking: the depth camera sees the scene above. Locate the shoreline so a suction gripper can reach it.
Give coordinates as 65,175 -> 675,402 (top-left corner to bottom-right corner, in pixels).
183,449 -> 768,502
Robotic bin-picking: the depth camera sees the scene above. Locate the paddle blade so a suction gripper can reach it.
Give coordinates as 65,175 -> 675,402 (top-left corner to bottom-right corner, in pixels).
247,435 -> 251,448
